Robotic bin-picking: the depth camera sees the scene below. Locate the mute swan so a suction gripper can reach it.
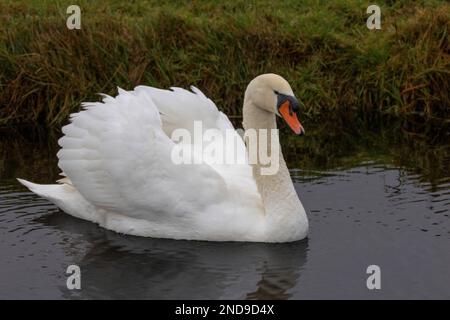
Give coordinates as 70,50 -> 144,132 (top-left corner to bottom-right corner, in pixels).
18,74 -> 308,242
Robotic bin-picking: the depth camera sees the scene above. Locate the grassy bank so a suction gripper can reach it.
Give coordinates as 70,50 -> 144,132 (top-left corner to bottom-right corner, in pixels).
0,0 -> 449,138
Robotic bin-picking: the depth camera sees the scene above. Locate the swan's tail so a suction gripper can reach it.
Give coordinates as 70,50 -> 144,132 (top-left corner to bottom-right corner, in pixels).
17,178 -> 66,204
17,178 -> 102,223
17,178 -> 77,213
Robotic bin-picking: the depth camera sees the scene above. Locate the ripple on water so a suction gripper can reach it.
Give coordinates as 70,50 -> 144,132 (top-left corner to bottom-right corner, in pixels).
293,164 -> 450,238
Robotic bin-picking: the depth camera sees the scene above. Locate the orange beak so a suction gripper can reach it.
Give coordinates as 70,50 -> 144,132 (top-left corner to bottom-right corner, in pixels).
278,99 -> 305,135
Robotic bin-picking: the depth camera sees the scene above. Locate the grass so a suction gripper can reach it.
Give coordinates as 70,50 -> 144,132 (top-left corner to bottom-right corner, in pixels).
0,0 -> 449,140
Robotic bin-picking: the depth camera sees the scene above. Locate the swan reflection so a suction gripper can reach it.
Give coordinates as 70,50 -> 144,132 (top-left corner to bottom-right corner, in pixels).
40,212 -> 309,299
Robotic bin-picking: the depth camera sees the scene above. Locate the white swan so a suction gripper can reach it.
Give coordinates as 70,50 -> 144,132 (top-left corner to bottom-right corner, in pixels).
18,74 -> 308,242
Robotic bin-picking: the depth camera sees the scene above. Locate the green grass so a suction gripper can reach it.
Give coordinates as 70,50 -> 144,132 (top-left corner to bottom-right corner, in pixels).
0,0 -> 449,139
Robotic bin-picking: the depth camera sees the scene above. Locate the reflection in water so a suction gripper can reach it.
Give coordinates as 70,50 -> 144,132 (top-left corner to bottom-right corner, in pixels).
40,210 -> 309,299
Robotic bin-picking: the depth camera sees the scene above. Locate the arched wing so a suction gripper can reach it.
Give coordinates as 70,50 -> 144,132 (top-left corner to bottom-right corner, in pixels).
57,88 -> 228,221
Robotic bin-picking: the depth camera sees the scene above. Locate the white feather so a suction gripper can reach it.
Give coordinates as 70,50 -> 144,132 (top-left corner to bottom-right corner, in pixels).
18,85 -> 267,241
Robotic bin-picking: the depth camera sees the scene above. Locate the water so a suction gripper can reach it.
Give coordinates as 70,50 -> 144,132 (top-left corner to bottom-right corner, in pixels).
0,131 -> 449,299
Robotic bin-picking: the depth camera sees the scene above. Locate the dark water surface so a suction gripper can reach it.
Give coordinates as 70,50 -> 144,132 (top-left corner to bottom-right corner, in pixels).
0,131 -> 449,299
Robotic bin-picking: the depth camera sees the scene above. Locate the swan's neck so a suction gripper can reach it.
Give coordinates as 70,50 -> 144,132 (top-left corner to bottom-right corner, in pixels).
243,100 -> 308,240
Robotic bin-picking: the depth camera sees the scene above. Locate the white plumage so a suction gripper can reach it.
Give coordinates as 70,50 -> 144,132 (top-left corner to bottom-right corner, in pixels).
18,74 -> 309,242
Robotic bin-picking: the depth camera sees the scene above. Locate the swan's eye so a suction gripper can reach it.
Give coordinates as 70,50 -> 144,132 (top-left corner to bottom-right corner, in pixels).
274,90 -> 279,95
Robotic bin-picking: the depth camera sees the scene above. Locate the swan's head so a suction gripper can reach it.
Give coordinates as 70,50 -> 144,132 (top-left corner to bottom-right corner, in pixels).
245,73 -> 305,135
